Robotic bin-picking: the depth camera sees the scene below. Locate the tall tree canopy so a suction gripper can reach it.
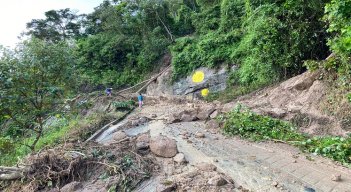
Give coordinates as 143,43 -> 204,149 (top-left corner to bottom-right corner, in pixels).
26,8 -> 84,42
0,39 -> 76,150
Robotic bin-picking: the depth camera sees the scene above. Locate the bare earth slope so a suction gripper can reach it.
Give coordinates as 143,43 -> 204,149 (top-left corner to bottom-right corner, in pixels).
223,71 -> 350,136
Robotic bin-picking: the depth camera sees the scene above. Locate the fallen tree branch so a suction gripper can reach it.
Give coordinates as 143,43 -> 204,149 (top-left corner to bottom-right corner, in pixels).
0,172 -> 22,180
135,65 -> 171,94
0,166 -> 26,172
0,166 -> 29,181
116,79 -> 150,95
105,138 -> 130,145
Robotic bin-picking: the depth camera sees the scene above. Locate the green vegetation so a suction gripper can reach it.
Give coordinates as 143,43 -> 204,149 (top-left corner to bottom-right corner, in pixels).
0,111 -> 123,166
205,84 -> 262,103
171,0 -> 329,86
222,105 -> 305,141
112,100 -> 135,110
0,39 -> 77,151
222,105 -> 351,166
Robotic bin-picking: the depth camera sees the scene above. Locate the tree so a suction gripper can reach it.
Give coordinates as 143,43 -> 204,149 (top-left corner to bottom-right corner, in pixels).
26,8 -> 84,42
0,38 -> 76,150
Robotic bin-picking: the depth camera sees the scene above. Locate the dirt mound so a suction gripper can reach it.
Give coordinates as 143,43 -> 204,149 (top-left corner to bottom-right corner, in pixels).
224,71 -> 350,136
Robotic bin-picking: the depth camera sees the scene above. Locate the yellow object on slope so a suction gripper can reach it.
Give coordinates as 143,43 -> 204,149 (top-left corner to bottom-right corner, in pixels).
201,88 -> 209,97
192,71 -> 205,83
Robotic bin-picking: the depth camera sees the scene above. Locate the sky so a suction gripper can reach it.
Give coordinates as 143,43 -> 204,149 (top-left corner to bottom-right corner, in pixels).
0,0 -> 103,48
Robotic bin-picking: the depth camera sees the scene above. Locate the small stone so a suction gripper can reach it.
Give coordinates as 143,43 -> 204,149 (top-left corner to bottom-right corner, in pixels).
60,182 -> 82,192
180,113 -> 197,122
167,114 -> 181,124
197,107 -> 216,120
139,116 -> 149,124
47,189 -> 59,192
151,114 -> 157,118
182,135 -> 189,140
157,182 -> 177,192
195,133 -> 205,138
304,187 -> 316,192
173,153 -> 186,164
213,159 -> 219,162
112,131 -> 127,141
271,181 -> 278,187
197,162 -> 216,171
205,119 -> 220,130
180,131 -> 188,136
207,175 -> 228,186
331,174 -> 341,182
210,110 -> 219,119
292,160 -> 297,163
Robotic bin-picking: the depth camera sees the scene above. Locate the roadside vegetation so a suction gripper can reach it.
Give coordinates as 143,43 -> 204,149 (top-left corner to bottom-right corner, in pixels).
222,105 -> 351,166
0,106 -> 125,166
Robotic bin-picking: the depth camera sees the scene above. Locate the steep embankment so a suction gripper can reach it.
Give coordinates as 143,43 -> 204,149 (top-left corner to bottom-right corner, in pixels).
223,71 -> 351,137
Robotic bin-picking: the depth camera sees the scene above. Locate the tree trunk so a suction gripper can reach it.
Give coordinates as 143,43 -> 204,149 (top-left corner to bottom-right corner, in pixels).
0,166 -> 28,181
155,11 -> 174,42
30,117 -> 43,151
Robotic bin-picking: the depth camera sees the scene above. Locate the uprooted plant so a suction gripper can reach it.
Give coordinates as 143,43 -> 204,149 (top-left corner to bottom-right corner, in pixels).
0,139 -> 157,192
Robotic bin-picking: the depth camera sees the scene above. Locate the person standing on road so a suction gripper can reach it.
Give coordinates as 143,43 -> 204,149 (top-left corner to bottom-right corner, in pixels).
138,93 -> 144,108
106,88 -> 112,96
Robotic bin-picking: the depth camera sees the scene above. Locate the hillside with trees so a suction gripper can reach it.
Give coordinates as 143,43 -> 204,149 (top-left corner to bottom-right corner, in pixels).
1,0 -> 351,191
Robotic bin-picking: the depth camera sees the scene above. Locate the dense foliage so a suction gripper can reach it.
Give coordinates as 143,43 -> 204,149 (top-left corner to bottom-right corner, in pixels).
75,0 -> 179,87
0,39 -> 76,150
172,0 -> 329,85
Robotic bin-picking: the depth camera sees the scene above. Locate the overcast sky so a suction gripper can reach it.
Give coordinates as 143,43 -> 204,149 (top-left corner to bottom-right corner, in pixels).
0,0 -> 103,48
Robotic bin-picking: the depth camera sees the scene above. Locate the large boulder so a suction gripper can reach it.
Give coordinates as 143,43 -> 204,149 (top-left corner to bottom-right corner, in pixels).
196,107 -> 216,121
167,113 -> 181,124
136,133 -> 150,150
131,116 -> 149,126
173,153 -> 186,164
196,162 -> 217,171
206,119 -> 220,129
180,113 -> 197,122
150,136 -> 178,158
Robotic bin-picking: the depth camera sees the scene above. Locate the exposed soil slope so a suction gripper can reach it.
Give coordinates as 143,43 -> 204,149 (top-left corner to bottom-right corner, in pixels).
224,71 -> 351,136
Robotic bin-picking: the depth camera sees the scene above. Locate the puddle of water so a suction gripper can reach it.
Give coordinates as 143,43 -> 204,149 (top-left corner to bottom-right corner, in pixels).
96,119 -> 128,143
124,123 -> 150,136
97,121 -> 152,144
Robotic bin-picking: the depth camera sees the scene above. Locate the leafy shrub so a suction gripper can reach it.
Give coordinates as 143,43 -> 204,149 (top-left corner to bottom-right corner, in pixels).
303,60 -> 320,72
222,105 -> 351,165
112,100 -> 135,110
222,105 -> 306,141
0,137 -> 15,154
300,137 -> 351,165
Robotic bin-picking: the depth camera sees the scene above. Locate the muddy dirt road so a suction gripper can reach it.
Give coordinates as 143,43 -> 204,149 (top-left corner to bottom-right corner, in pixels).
96,97 -> 351,192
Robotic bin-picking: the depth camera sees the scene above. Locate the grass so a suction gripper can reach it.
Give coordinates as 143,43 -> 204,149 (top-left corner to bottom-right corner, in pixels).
222,105 -> 351,166
0,112 -> 124,166
205,84 -> 264,103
